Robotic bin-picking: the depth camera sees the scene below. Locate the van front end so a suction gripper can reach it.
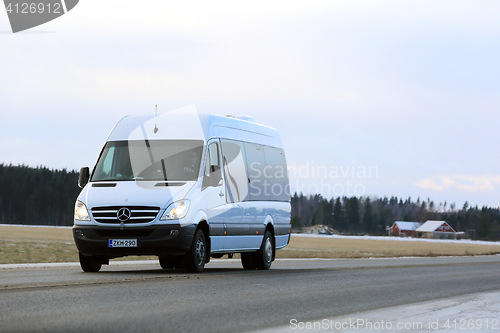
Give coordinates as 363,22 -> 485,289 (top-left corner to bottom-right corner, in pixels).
73,135 -> 207,272
72,178 -> 201,272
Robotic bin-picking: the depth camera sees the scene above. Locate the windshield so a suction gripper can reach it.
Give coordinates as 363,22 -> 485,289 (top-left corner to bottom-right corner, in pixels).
91,140 -> 204,181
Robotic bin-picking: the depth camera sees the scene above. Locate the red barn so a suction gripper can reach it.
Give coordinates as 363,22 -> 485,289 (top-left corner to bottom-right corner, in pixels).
389,221 -> 422,237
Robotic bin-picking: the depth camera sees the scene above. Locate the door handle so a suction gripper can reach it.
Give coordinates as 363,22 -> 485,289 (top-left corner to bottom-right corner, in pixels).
219,191 -> 224,197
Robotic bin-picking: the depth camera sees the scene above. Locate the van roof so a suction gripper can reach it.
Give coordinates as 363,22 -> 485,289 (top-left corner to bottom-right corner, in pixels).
106,112 -> 284,149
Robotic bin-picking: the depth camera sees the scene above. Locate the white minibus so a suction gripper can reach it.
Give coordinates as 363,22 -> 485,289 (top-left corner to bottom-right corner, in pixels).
73,110 -> 291,273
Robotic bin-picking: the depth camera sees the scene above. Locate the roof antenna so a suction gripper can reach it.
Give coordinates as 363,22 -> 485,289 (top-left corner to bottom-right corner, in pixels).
154,104 -> 158,133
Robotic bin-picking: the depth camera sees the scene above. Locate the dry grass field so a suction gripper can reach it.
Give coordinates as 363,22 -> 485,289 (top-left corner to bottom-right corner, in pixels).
0,226 -> 154,264
0,225 -> 499,264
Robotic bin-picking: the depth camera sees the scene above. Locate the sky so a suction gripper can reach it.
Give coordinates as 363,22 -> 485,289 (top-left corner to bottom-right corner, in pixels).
1,1 -> 499,208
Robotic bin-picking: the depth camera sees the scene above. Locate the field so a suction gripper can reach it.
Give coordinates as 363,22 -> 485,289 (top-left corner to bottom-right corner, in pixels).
0,225 -> 499,264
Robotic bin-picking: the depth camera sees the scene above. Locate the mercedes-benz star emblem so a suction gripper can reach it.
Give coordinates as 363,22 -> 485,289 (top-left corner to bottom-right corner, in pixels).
117,207 -> 131,222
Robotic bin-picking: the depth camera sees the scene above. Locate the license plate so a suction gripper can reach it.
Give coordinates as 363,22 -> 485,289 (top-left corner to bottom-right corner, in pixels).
109,239 -> 137,248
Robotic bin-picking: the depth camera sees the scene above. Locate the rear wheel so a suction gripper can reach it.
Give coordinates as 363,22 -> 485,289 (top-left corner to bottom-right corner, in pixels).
79,252 -> 102,272
255,231 -> 274,270
184,229 -> 207,273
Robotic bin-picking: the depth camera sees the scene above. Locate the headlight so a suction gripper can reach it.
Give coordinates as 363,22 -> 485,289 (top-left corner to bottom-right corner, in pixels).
74,201 -> 90,221
161,200 -> 190,220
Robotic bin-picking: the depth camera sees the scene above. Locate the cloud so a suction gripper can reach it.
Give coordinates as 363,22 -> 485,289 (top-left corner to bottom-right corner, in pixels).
414,175 -> 500,192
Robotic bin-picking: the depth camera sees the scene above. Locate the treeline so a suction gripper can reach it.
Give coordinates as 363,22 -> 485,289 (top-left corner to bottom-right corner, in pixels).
291,193 -> 500,240
0,164 -> 80,226
1,164 -> 499,240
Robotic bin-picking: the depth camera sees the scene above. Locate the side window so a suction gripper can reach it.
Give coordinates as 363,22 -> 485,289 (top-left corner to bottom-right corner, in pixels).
244,142 -> 269,201
202,142 -> 222,189
102,145 -> 115,177
93,144 -> 116,180
263,146 -> 290,201
205,142 -> 220,176
220,140 -> 248,203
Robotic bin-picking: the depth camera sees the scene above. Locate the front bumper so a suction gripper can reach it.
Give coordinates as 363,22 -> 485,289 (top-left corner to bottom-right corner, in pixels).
73,223 -> 196,259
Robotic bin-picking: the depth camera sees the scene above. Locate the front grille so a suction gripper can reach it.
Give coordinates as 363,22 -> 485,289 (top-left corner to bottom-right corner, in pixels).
91,206 -> 160,224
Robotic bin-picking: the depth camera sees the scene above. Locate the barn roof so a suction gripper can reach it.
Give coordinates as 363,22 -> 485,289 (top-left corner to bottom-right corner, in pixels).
393,221 -> 422,231
416,220 -> 454,232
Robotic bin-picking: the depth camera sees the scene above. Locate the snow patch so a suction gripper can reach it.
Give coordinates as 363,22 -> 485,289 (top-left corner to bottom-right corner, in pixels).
292,233 -> 500,246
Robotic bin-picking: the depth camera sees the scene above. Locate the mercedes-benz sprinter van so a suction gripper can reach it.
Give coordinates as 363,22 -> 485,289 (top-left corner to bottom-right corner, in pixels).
73,110 -> 291,273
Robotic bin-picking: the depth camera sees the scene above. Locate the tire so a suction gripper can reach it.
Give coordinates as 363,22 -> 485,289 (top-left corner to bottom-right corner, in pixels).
241,252 -> 257,270
255,231 -> 274,270
159,255 -> 184,269
184,229 -> 207,273
79,252 -> 102,272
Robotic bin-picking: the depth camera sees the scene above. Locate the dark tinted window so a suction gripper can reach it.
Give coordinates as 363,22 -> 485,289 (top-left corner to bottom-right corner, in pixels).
220,139 -> 289,202
244,142 -> 269,201
221,140 -> 248,203
263,146 -> 290,201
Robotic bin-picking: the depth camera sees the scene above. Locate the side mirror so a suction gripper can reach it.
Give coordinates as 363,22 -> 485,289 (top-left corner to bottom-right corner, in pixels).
78,167 -> 90,188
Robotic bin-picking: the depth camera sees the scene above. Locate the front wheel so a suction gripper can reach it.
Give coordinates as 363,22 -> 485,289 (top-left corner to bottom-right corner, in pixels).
79,252 -> 102,272
241,252 -> 257,270
184,229 -> 207,273
159,255 -> 184,269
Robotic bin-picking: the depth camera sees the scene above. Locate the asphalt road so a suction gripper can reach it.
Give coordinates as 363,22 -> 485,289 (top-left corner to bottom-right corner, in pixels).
1,256 -> 500,332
